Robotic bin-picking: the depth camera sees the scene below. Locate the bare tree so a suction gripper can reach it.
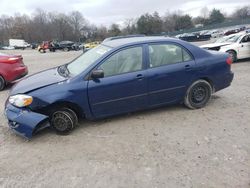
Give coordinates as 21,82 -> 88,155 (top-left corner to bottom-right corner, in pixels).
200,7 -> 209,19
232,6 -> 250,19
0,6 -> 247,45
122,18 -> 137,35
69,11 -> 87,41
108,24 -> 121,36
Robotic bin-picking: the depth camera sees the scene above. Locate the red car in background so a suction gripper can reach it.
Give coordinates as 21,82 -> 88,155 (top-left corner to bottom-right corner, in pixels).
0,53 -> 28,90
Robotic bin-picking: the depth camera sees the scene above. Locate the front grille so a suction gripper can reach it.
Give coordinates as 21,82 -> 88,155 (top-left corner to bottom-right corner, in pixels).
8,121 -> 20,128
209,46 -> 221,51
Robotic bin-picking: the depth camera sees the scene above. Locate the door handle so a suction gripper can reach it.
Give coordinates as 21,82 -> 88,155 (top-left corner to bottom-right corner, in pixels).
136,74 -> 144,80
185,64 -> 192,71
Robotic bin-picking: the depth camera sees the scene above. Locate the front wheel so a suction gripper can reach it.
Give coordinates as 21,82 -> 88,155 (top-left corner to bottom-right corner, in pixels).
63,47 -> 69,52
50,108 -> 78,134
0,76 -> 5,91
184,80 -> 212,109
39,48 -> 46,53
227,50 -> 237,63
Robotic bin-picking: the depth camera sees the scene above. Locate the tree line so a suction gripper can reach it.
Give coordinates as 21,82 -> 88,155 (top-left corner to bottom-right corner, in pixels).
0,6 -> 249,44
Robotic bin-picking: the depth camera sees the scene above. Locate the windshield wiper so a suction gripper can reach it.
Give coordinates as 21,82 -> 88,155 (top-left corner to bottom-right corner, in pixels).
58,64 -> 70,77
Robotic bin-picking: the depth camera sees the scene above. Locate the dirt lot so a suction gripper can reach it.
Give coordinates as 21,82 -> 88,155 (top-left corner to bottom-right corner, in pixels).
0,45 -> 250,188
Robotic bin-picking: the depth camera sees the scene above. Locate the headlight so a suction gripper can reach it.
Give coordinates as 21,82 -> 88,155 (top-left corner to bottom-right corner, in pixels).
9,94 -> 33,107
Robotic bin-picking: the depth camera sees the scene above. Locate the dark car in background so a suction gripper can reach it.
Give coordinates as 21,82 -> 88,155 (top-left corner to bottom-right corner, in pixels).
224,29 -> 239,36
31,43 -> 39,49
177,32 -> 211,42
59,41 -> 76,51
38,41 -> 81,53
5,36 -> 233,139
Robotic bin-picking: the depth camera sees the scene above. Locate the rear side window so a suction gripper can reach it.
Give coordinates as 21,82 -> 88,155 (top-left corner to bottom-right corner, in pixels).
149,44 -> 192,68
100,46 -> 143,77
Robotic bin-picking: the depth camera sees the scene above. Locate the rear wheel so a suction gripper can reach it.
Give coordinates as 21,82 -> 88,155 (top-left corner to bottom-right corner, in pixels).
50,108 -> 78,134
227,50 -> 237,63
184,80 -> 212,109
0,76 -> 5,91
39,48 -> 46,53
63,47 -> 69,52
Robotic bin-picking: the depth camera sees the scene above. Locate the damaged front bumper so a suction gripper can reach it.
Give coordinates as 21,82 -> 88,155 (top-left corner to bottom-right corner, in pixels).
5,104 -> 50,139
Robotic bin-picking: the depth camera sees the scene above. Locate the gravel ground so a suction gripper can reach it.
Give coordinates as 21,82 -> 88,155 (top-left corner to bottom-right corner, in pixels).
0,44 -> 250,188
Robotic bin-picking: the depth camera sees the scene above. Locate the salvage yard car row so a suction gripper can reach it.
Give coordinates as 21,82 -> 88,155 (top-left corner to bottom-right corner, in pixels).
175,25 -> 248,42
0,40 -> 101,53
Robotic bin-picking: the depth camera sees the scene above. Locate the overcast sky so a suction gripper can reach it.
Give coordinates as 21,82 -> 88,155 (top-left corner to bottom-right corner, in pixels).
0,0 -> 249,26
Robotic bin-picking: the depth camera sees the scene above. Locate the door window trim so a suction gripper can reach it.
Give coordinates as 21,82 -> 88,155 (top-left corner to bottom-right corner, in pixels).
145,42 -> 194,69
88,44 -> 147,79
240,35 -> 250,43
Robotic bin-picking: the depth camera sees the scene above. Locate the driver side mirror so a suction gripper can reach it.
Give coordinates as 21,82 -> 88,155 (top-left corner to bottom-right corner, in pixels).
91,69 -> 104,79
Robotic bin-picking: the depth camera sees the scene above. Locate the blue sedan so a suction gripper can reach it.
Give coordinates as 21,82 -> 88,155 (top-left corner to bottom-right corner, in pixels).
5,36 -> 234,139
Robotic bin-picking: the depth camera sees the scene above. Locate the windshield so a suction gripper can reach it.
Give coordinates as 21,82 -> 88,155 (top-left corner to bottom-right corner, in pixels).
67,45 -> 111,76
215,34 -> 241,43
226,34 -> 242,42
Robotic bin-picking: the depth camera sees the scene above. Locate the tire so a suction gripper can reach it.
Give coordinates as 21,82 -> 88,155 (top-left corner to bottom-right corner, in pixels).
227,50 -> 237,63
0,76 -> 5,91
63,47 -> 69,52
39,49 -> 46,53
50,108 -> 78,134
184,80 -> 212,109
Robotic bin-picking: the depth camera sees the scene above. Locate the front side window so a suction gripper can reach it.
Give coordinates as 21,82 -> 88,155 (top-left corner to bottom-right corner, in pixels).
241,35 -> 250,43
99,46 -> 143,77
149,44 -> 192,68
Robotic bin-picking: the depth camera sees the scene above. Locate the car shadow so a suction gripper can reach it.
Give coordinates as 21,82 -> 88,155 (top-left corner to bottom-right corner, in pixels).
79,95 -> 222,130
2,84 -> 13,91
31,103 -> 185,141
235,58 -> 250,64
26,94 -> 223,141
75,103 -> 190,131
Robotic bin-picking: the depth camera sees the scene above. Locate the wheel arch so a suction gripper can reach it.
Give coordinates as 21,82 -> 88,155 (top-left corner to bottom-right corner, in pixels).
0,71 -> 6,80
196,77 -> 215,93
226,49 -> 237,60
0,74 -> 6,90
226,49 -> 237,54
42,101 -> 85,118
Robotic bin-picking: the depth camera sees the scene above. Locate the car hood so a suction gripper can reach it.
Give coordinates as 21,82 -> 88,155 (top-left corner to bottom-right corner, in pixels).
10,68 -> 67,95
201,42 -> 232,49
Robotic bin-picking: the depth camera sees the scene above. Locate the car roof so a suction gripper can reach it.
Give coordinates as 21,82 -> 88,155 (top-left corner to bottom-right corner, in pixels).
102,36 -> 182,48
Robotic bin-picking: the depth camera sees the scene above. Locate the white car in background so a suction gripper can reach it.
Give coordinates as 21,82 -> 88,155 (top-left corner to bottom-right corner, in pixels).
201,31 -> 250,62
1,46 -> 15,50
208,30 -> 224,38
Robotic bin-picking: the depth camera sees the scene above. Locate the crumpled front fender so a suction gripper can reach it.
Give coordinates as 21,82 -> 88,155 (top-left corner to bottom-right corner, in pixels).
5,104 -> 49,139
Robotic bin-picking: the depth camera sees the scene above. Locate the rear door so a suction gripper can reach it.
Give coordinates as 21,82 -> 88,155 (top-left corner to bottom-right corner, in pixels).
87,45 -> 148,118
146,43 -> 196,107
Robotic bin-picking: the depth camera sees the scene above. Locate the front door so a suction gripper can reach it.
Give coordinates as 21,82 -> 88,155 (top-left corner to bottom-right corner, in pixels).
238,34 -> 250,59
88,45 -> 148,118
